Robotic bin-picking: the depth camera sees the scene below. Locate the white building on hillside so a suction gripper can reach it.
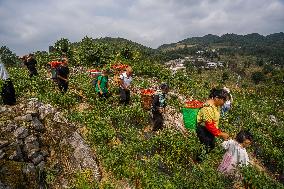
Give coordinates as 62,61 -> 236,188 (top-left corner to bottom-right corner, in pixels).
165,58 -> 186,74
205,62 -> 217,69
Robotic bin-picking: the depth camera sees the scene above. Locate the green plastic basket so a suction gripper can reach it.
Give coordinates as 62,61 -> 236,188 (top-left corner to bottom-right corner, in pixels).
182,108 -> 200,130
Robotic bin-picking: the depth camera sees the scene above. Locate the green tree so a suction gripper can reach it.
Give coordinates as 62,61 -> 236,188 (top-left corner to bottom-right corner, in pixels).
0,46 -> 20,66
51,38 -> 75,65
54,38 -> 70,53
73,36 -> 112,67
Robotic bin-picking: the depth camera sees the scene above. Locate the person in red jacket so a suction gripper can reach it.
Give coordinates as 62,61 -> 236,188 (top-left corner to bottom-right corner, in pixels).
196,88 -> 230,155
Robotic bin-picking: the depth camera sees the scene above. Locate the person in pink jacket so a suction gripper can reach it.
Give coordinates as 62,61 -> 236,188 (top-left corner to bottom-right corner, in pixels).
218,130 -> 253,175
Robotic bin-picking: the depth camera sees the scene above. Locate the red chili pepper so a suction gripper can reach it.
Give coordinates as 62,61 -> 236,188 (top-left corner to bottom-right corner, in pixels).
141,89 -> 155,95
185,100 -> 203,108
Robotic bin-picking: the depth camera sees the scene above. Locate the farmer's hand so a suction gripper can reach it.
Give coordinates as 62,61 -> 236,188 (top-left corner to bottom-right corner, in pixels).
219,132 -> 229,140
100,91 -> 103,95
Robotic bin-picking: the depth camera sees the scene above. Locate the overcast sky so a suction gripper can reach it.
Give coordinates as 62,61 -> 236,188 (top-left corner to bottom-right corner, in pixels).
1,0 -> 284,55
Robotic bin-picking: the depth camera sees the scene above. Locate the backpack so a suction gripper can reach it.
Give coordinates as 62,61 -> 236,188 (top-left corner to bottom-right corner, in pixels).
92,75 -> 102,87
182,100 -> 203,130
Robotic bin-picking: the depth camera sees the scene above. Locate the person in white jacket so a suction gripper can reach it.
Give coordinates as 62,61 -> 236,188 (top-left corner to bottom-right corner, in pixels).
221,87 -> 233,117
119,66 -> 133,105
218,130 -> 253,175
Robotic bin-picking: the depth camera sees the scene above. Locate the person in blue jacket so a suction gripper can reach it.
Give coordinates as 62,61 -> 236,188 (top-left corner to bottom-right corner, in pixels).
151,83 -> 169,132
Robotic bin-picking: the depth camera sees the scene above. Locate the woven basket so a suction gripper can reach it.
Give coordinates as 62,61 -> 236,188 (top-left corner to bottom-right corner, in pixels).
141,89 -> 155,110
141,94 -> 154,110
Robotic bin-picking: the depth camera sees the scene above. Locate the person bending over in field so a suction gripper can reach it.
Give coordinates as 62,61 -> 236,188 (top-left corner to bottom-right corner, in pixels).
218,130 -> 253,188
218,130 -> 253,174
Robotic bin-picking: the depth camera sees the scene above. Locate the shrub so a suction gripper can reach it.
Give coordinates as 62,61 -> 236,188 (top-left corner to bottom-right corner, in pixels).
251,71 -> 266,84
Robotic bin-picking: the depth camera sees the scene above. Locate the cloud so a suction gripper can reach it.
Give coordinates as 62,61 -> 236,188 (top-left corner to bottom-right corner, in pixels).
0,0 -> 283,55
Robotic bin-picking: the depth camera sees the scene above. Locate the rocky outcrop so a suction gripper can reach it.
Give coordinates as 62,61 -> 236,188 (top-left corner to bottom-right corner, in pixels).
68,132 -> 101,179
0,98 -> 101,188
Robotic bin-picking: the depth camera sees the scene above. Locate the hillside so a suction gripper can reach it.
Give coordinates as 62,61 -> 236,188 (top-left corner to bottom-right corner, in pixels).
159,32 -> 284,49
93,37 -> 155,53
157,32 -> 284,64
1,36 -> 284,188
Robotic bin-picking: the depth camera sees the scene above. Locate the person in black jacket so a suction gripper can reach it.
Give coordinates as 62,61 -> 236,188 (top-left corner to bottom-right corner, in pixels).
57,58 -> 69,93
24,54 -> 38,77
0,61 -> 16,105
151,83 -> 169,132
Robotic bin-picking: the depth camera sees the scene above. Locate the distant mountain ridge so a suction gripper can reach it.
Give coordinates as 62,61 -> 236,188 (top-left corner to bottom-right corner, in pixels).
158,32 -> 284,50
155,32 -> 284,64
